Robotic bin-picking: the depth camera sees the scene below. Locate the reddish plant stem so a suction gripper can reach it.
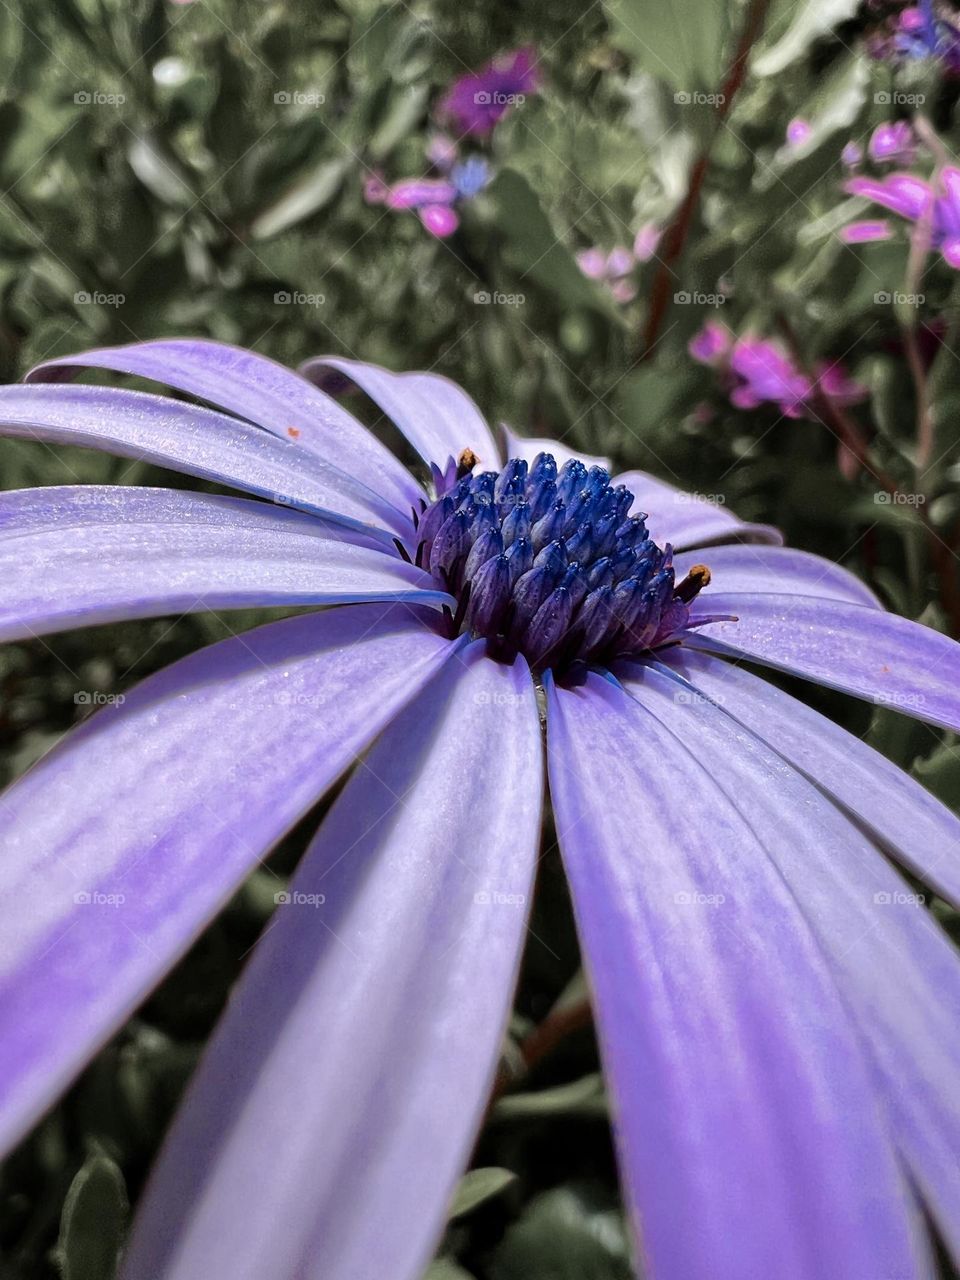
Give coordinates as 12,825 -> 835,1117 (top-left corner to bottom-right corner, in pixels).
637,0 -> 773,362
776,316 -> 960,636
492,996 -> 593,1100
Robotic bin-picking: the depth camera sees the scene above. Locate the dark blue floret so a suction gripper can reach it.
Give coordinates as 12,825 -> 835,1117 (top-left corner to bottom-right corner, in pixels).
416,453 -> 711,673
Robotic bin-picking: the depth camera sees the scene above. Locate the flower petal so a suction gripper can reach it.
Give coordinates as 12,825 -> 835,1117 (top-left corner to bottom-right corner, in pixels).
0,383 -> 407,542
620,659 -> 960,1259
612,469 -> 783,550
0,486 -> 449,641
501,424 -> 611,471
0,605 -> 458,1156
546,672 -> 925,1279
845,173 -> 932,221
840,219 -> 894,244
675,544 -> 880,608
298,355 -> 501,474
25,339 -> 424,516
685,592 -> 960,733
656,648 -> 960,908
122,647 -> 541,1280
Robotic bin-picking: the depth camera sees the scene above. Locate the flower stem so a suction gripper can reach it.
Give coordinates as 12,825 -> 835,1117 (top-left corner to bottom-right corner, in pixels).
636,0 -> 773,363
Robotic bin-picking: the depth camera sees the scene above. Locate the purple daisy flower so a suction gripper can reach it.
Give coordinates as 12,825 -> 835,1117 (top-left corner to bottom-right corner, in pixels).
843,166 -> 960,266
437,46 -> 540,137
1,340 -> 960,1279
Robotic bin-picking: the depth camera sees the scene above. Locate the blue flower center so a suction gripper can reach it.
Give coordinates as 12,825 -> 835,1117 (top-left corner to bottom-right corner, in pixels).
413,452 -> 710,674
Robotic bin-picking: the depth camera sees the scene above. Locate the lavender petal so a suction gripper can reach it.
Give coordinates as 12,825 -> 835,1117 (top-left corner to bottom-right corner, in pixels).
612,469 -> 783,550
674,544 -> 881,608
685,591 -> 960,732
0,485 -> 449,641
0,382 -> 408,541
654,648 -> 960,908
546,672 -> 926,1279
0,605 -> 457,1156
26,339 -> 424,516
621,659 -> 960,1260
501,424 -> 611,471
298,355 -> 501,474
121,647 -> 541,1280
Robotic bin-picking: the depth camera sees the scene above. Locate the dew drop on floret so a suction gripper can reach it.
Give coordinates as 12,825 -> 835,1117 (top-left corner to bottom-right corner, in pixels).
413,452 -> 711,674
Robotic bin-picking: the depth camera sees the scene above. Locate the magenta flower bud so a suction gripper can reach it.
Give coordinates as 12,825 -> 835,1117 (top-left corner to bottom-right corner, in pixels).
786,117 -> 812,146
577,247 -> 607,280
688,319 -> 733,366
419,204 -> 460,237
633,221 -> 662,261
606,246 -> 634,278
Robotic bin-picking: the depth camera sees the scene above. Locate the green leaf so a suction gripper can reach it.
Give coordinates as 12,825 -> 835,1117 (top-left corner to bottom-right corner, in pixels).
486,170 -> 621,319
249,157 -> 349,240
127,135 -> 196,208
767,55 -> 869,174
490,1185 -> 632,1280
603,0 -> 729,90
754,0 -> 860,76
56,1152 -> 128,1280
493,1072 -> 607,1121
368,84 -> 430,161
423,1261 -> 476,1280
912,739 -> 960,811
449,1168 -> 518,1220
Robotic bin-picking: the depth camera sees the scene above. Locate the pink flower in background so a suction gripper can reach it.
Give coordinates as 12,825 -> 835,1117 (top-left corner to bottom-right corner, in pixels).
689,323 -> 867,419
363,172 -> 390,204
688,319 -> 733,366
729,339 -> 814,417
842,141 -> 864,169
786,118 -> 813,146
425,134 -> 459,171
633,222 -> 662,262
576,248 -> 608,280
868,121 -> 917,165
438,47 -> 540,137
576,244 -> 638,303
419,205 -> 460,237
817,360 -> 871,407
363,158 -> 491,239
842,167 -> 960,267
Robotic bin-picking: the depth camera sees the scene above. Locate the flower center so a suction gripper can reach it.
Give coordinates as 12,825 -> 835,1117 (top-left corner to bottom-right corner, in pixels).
413,452 -> 710,674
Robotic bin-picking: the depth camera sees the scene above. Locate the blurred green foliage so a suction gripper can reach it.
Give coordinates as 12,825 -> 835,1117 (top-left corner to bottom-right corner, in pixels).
2,0 -> 960,1275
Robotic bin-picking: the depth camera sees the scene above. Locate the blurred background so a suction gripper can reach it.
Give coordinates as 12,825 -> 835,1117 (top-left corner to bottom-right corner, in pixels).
2,0 -> 960,1275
